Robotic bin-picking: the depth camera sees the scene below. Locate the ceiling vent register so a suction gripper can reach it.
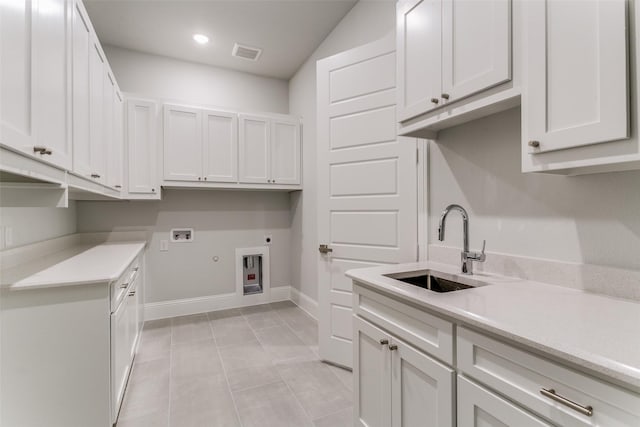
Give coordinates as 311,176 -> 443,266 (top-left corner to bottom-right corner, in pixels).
232,43 -> 262,61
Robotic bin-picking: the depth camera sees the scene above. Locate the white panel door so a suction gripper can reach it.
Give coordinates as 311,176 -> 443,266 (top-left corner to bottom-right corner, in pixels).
203,110 -> 238,183
524,0 -> 628,154
72,0 -> 92,177
33,0 -> 72,170
318,34 -> 418,368
89,38 -> 106,184
442,0 -> 511,102
163,104 -> 202,182
0,0 -> 36,154
397,0 -> 442,121
354,316 -> 392,427
458,376 -> 553,427
239,115 -> 270,184
270,118 -> 300,185
391,339 -> 454,427
127,99 -> 158,194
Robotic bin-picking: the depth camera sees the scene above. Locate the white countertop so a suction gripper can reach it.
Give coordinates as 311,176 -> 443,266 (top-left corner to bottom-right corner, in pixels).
346,261 -> 640,391
1,241 -> 146,290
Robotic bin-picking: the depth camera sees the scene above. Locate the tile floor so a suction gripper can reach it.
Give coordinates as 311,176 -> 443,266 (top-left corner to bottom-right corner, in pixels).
116,301 -> 354,427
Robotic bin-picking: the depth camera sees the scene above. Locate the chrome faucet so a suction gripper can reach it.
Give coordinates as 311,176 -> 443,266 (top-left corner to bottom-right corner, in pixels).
438,204 -> 486,275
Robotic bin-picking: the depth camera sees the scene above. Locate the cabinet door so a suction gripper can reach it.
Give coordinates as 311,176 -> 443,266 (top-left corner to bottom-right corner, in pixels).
458,376 -> 553,427
89,37 -> 106,183
202,110 -> 238,183
391,338 -> 454,427
163,104 -> 202,181
441,0 -> 511,102
103,70 -> 115,186
397,0 -> 442,122
71,0 -> 92,177
524,0 -> 628,154
127,99 -> 158,194
111,297 -> 130,422
127,281 -> 139,359
33,0 -> 73,169
270,119 -> 300,185
354,316 -> 392,427
1,0 -> 36,154
108,90 -> 124,190
239,115 -> 270,183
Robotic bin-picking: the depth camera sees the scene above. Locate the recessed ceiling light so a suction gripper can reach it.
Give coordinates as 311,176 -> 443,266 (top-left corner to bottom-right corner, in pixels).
193,34 -> 209,45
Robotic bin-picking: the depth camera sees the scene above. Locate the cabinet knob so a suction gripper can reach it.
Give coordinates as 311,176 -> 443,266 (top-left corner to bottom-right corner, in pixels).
91,173 -> 101,179
152,188 -> 156,192
379,339 -> 389,345
430,98 -> 439,104
441,93 -> 450,100
43,149 -> 52,155
33,146 -> 47,154
388,344 -> 398,351
204,177 -> 207,181
528,140 -> 540,148
198,177 -> 201,180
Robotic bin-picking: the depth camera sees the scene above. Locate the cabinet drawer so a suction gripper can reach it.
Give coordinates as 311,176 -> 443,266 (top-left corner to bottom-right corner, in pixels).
110,256 -> 140,312
457,327 -> 640,427
354,284 -> 453,364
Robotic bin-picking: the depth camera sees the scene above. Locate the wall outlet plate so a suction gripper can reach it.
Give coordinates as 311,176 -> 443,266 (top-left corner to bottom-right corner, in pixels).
170,228 -> 194,243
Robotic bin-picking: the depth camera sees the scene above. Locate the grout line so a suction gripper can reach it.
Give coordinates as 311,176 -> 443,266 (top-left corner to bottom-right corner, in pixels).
207,311 -> 245,427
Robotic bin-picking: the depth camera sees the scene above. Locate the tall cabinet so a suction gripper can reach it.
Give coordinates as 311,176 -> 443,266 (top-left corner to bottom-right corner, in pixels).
1,0 -> 73,170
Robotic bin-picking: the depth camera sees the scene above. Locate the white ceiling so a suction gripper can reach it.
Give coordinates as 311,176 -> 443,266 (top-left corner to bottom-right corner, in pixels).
84,0 -> 358,80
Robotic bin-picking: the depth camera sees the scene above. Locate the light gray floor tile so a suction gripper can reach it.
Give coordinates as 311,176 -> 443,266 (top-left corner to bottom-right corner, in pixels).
136,328 -> 171,363
226,364 -> 281,392
218,340 -> 272,372
171,313 -> 213,345
116,409 -> 168,427
313,407 -> 354,427
277,360 -> 352,419
327,363 -> 354,392
254,325 -> 317,363
170,375 -> 240,427
210,318 -> 258,348
118,358 -> 170,422
233,381 -> 313,427
241,304 -> 285,330
171,339 -> 224,380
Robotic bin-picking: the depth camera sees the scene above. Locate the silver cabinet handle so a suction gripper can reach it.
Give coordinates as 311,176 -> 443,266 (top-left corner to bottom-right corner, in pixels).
379,339 -> 389,345
120,283 -> 128,289
33,146 -> 47,154
388,344 -> 398,351
441,93 -> 450,100
318,244 -> 333,254
91,173 -> 100,178
430,98 -> 439,104
115,185 -> 122,189
540,388 -> 593,417
43,149 -> 52,155
528,140 -> 540,148
128,291 -> 136,296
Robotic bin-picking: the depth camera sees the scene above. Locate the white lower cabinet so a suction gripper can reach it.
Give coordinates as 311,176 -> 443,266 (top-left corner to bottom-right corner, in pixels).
458,376 -> 552,427
354,316 -> 454,427
111,286 -> 131,421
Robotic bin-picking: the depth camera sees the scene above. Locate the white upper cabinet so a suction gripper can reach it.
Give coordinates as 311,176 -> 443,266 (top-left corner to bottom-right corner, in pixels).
523,0 -> 629,159
163,104 -> 202,182
72,0 -> 92,177
397,0 -> 442,121
397,0 -> 512,123
270,119 -> 300,185
88,37 -> 106,184
239,115 -> 270,184
441,0 -> 511,102
203,110 -> 238,183
1,0 -> 72,170
239,114 -> 301,185
103,71 -> 114,186
107,89 -> 124,190
126,99 -> 159,196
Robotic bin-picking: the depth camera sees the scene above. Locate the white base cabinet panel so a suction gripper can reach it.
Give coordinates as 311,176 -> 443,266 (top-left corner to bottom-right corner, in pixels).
458,376 -> 552,427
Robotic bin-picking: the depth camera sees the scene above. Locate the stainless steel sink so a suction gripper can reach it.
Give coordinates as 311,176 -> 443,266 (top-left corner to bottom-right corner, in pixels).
385,271 -> 476,293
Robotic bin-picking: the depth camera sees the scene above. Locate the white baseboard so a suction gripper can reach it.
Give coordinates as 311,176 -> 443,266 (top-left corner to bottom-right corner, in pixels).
145,286 -> 291,321
290,286 -> 318,320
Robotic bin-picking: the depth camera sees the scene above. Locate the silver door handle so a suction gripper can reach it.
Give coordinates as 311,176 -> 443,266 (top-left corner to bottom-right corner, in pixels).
540,388 -> 593,417
318,244 -> 333,254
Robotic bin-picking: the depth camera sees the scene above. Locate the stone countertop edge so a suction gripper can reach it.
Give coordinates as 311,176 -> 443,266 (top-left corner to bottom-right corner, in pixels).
346,261 -> 640,393
1,241 -> 147,291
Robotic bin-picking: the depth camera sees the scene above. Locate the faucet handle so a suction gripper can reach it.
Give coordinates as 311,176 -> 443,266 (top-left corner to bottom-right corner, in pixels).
478,240 -> 487,262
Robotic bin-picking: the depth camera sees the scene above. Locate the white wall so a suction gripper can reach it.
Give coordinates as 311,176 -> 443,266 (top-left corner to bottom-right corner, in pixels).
77,191 -> 291,303
429,107 -> 640,271
288,0 -> 397,301
0,203 -> 76,249
103,45 -> 289,114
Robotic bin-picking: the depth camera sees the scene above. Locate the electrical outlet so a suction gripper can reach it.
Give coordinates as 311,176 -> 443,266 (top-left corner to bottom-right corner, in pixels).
160,240 -> 169,251
264,234 -> 273,245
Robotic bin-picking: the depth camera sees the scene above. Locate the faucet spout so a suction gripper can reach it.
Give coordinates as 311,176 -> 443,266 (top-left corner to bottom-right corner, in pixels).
438,204 -> 484,275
